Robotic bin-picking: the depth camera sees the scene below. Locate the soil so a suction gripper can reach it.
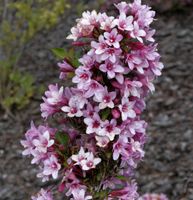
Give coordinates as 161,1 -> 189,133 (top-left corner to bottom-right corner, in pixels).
0,3 -> 193,200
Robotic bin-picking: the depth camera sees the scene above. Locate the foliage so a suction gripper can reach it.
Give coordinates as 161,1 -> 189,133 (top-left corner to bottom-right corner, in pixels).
0,0 -> 71,113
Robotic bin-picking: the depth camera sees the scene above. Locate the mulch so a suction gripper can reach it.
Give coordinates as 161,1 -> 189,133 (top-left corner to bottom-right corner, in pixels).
0,5 -> 193,200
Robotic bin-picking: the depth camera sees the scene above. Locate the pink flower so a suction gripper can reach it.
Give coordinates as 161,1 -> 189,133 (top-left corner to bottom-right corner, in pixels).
100,47 -> 122,63
136,6 -> 155,28
71,147 -> 90,165
114,2 -> 130,14
45,85 -> 64,106
31,189 -> 53,200
139,76 -> 155,93
21,121 -> 39,156
61,95 -> 86,117
77,23 -> 94,38
21,123 -> 56,158
126,51 -> 149,74
118,97 -> 136,121
40,84 -> 66,118
129,0 -> 143,15
72,67 -> 92,89
109,182 -> 139,200
99,119 -> 121,141
130,139 -> 144,156
43,155 -> 61,179
145,29 -> 155,42
122,119 -> 146,136
81,152 -> 101,171
83,103 -> 99,118
84,80 -> 104,98
79,54 -> 95,69
94,87 -> 116,110
141,44 -> 160,61
130,21 -> 146,43
99,60 -> 124,82
71,189 -> 92,200
114,13 -> 133,31
95,135 -> 110,147
67,27 -> 81,41
66,180 -> 86,197
100,16 -> 116,31
126,53 -> 142,71
32,130 -> 54,153
113,138 -> 130,160
91,35 -> 107,55
31,150 -> 47,165
104,28 -> 123,48
81,10 -> 99,26
124,80 -> 142,98
149,61 -> 164,76
40,103 -> 58,119
84,113 -> 102,134
57,60 -> 74,79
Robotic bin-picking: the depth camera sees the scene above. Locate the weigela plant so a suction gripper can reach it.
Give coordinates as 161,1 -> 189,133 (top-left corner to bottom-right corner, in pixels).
21,1 -> 168,199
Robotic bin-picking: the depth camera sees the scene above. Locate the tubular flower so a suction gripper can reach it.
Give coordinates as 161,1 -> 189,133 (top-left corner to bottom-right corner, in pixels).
21,1 -> 167,199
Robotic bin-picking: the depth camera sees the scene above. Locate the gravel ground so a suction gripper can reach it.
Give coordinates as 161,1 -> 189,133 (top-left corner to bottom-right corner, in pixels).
0,3 -> 193,200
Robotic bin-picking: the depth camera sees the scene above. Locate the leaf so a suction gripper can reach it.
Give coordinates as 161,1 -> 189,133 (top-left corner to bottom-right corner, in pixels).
101,108 -> 111,120
116,175 -> 128,181
51,48 -> 69,59
55,131 -> 69,145
94,191 -> 109,199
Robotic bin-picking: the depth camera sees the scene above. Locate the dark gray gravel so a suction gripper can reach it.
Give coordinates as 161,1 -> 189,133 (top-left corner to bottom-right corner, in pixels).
0,4 -> 193,200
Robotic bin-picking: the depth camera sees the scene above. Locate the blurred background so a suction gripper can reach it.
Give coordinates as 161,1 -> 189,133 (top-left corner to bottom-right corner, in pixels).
0,0 -> 193,199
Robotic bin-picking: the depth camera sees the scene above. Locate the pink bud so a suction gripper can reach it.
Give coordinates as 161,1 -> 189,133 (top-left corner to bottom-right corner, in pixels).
112,108 -> 120,119
58,182 -> 65,192
114,97 -> 119,104
72,41 -> 90,47
95,75 -> 103,82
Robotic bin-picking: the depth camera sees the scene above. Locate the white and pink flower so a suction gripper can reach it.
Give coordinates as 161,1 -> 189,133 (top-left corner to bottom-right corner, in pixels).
94,87 -> 116,110
114,13 -> 133,31
130,21 -> 146,43
81,152 -> 101,171
32,130 -> 54,153
71,147 -> 90,165
72,67 -> 92,89
84,113 -> 103,134
119,97 -> 136,121
43,155 -> 61,179
104,28 -> 123,48
71,189 -> 92,200
99,60 -> 124,81
31,189 -> 53,200
99,119 -> 121,141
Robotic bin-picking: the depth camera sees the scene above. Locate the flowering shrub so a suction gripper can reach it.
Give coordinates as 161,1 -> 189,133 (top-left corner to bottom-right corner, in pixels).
21,1 -> 168,199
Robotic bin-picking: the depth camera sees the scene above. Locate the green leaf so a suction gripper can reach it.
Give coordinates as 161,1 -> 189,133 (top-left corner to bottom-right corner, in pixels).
94,190 -> 109,199
116,175 -> 128,181
101,108 -> 111,120
55,131 -> 69,145
51,48 -> 69,59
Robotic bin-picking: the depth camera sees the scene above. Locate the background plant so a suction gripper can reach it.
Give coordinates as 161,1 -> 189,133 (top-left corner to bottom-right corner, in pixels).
0,0 -> 71,115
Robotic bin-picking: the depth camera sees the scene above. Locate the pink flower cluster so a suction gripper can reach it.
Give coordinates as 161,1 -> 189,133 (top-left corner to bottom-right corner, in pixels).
21,1 -> 168,199
21,122 -> 61,181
